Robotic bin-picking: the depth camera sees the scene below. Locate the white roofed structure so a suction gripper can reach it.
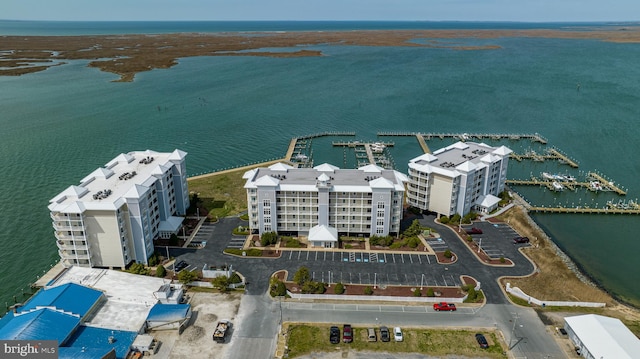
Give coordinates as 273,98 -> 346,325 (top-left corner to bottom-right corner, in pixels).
48,149 -> 189,268
564,314 -> 640,359
244,162 -> 407,241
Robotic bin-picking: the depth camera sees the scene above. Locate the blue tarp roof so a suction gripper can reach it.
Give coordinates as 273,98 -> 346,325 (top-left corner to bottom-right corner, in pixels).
0,308 -> 80,343
20,283 -> 103,317
59,347 -> 115,359
146,303 -> 190,322
65,326 -> 136,359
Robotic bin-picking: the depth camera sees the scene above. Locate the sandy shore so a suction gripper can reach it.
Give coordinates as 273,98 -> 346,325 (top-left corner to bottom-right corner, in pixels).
3,27 -> 640,81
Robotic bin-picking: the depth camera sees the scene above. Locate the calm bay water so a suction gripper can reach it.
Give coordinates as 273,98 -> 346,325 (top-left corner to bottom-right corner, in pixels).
0,21 -> 639,309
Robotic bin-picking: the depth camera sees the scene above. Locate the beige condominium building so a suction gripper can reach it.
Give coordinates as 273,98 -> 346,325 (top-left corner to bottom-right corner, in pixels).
243,163 -> 407,247
407,141 -> 512,217
48,149 -> 189,268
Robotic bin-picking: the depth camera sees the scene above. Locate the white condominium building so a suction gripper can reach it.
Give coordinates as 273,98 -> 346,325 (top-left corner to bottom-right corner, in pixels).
243,163 -> 407,247
407,141 -> 512,216
48,149 -> 189,269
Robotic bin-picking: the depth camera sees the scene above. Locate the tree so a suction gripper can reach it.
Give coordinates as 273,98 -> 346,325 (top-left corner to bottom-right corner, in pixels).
156,265 -> 166,278
364,286 -> 374,295
293,266 -> 311,285
450,213 -> 462,225
403,219 -> 423,237
148,252 -> 158,267
178,269 -> 197,284
334,282 -> 345,294
444,249 -> 453,259
413,288 -> 422,297
426,288 -> 435,297
261,231 -> 277,246
212,275 -> 230,291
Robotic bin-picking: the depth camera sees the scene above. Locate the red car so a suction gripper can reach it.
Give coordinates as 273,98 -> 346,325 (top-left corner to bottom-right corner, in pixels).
433,302 -> 457,311
343,324 -> 353,343
466,227 -> 483,234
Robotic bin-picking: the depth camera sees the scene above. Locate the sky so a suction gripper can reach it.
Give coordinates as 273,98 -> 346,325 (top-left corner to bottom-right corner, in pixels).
2,0 -> 639,22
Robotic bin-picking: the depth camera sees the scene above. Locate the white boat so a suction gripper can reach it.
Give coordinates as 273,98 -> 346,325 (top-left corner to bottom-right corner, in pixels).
590,181 -> 602,191
552,181 -> 564,191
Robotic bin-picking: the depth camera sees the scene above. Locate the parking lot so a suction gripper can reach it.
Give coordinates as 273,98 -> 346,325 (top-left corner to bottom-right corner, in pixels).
298,269 -> 462,288
286,250 -> 433,265
464,222 -> 531,260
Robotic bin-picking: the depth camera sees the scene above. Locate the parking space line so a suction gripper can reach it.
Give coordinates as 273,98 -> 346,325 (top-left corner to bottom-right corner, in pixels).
426,254 -> 431,264
315,252 -> 318,261
442,275 -> 448,286
384,253 -> 387,263
289,251 -> 293,260
401,254 -> 405,263
324,252 -> 326,261
393,254 -> 396,263
409,255 -> 414,264
332,252 -> 335,261
418,255 -> 422,264
297,251 -> 301,260
306,251 -> 310,260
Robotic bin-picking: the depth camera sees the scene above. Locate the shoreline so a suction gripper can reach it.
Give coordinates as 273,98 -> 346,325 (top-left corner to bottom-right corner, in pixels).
3,27 -> 640,81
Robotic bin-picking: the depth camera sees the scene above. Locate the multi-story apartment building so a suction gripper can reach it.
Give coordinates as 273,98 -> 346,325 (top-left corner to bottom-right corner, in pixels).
407,141 -> 511,216
48,149 -> 189,268
243,163 -> 407,247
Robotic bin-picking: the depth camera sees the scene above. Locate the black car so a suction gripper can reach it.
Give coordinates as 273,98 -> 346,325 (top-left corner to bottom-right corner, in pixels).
475,333 -> 489,349
379,326 -> 390,342
174,260 -> 188,271
329,326 -> 340,344
513,236 -> 530,244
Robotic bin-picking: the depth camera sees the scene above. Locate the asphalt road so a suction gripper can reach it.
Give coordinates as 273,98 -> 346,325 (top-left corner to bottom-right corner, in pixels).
171,215 -> 564,359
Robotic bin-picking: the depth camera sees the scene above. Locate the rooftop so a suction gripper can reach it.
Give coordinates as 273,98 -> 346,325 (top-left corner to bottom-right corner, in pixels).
244,162 -> 407,193
48,149 -> 186,213
50,266 -> 172,332
409,141 -> 511,176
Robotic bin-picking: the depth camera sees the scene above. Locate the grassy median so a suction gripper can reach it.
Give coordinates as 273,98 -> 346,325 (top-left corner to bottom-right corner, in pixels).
286,324 -> 506,358
187,167 -> 252,218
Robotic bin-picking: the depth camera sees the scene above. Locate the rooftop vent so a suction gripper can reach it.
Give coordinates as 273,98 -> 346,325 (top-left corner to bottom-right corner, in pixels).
118,171 -> 137,181
139,156 -> 154,164
92,189 -> 113,200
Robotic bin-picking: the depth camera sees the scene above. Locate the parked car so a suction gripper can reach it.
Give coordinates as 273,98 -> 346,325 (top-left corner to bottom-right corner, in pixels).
475,333 -> 489,348
393,327 -> 403,342
174,260 -> 188,271
367,328 -> 377,342
380,326 -> 390,342
329,326 -> 340,344
343,324 -> 353,343
466,227 -> 483,234
433,302 -> 457,311
513,236 -> 530,244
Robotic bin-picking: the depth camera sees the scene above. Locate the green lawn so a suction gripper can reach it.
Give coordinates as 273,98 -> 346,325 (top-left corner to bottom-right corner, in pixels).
286,324 -> 507,358
187,167 -> 252,218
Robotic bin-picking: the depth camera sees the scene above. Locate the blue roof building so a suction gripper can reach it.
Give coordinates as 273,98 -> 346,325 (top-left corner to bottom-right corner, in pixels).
146,303 -> 192,331
65,326 -> 136,359
0,308 -> 80,343
20,283 -> 104,317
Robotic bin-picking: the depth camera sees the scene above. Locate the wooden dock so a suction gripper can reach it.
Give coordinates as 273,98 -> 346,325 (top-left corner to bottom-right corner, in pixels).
378,131 -> 547,144
509,149 -> 579,168
416,134 -> 430,153
507,178 -> 626,195
529,206 -> 640,215
587,172 -> 626,195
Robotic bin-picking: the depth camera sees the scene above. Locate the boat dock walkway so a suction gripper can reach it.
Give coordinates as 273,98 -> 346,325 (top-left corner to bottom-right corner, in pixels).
510,148 -> 579,168
507,171 -> 626,195
416,134 -> 430,153
528,206 -> 640,215
378,131 -> 548,144
332,141 -> 394,166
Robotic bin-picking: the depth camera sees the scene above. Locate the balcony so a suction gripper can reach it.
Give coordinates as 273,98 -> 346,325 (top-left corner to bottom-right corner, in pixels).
58,250 -> 91,260
56,240 -> 89,251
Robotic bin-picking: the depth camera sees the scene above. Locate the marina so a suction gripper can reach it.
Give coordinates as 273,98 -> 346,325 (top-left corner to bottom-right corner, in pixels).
377,131 -> 548,144
507,171 -> 627,195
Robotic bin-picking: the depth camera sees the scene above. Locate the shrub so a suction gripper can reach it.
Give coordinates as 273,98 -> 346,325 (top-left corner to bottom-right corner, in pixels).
389,241 -> 404,249
344,244 -> 353,249
224,248 -> 262,256
369,235 -> 381,246
156,265 -> 166,278
293,266 -> 311,285
212,275 -> 230,291
450,213 -> 461,225
334,282 -> 345,294
260,231 -> 277,246
403,219 -> 423,237
270,278 -> 287,297
413,288 -> 422,297
466,235 -> 473,242
406,237 -> 420,248
233,226 -> 249,235
285,238 -> 302,248
301,281 -> 325,294
364,286 -> 374,295
443,249 -> 453,259
426,288 -> 435,297
439,216 -> 450,224
500,256 -> 506,263
148,252 -> 159,267
178,270 -> 197,284
128,263 -> 149,275
239,213 -> 250,220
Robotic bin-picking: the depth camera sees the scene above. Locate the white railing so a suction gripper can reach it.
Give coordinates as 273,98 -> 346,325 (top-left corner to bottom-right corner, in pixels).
505,283 -> 605,308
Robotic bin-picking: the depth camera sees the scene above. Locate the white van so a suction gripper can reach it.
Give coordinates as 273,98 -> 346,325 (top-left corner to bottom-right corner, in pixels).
367,328 -> 377,342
